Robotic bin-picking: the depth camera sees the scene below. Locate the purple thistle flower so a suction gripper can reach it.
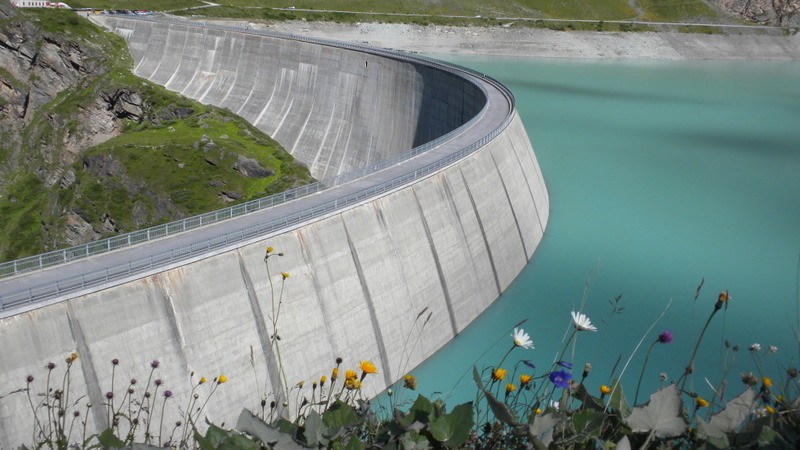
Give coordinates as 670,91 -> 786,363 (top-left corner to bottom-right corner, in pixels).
658,330 -> 674,344
522,360 -> 536,369
556,361 -> 573,369
151,360 -> 160,368
46,362 -> 56,370
549,370 -> 573,389
105,392 -> 114,399
130,378 -> 137,385
112,358 -> 119,366
164,390 -> 173,398
155,379 -> 162,386
26,375 -> 34,383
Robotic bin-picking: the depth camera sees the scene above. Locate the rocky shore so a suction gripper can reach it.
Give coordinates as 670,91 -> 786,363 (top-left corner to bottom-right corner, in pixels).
213,19 -> 800,61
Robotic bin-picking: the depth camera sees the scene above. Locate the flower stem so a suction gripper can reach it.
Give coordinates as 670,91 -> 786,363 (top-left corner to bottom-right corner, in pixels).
634,340 -> 657,406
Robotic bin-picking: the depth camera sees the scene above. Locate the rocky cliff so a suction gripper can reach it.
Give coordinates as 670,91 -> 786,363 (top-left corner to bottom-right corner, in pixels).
0,1 -> 313,261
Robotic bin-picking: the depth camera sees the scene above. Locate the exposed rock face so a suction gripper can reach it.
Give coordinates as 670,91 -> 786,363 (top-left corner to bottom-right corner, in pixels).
710,0 -> 800,25
234,154 -> 274,178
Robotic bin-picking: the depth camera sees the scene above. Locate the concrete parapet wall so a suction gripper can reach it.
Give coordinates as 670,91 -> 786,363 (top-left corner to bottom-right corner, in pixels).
0,19 -> 548,447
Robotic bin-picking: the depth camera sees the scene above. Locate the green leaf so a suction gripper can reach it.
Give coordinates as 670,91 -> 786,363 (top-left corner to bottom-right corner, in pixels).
398,430 -> 431,449
344,434 -> 365,450
572,410 -> 604,436
757,425 -> 789,448
406,395 -> 434,425
304,410 -> 325,447
205,423 -> 231,446
235,408 -> 304,449
707,388 -> 757,434
571,383 -> 605,411
476,384 -> 519,426
608,379 -> 632,418
218,432 -> 262,450
97,428 -> 125,448
626,384 -> 688,437
529,412 -> 565,438
429,402 -> 474,447
323,400 -> 359,431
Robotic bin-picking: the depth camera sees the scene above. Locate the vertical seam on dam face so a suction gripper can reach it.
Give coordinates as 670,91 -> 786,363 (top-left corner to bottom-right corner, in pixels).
459,169 -> 502,296
411,187 -> 459,337
341,218 -> 393,387
297,231 -> 342,358
156,275 -> 191,374
509,138 -> 545,237
490,150 -> 529,260
236,252 -> 283,400
66,305 -> 107,429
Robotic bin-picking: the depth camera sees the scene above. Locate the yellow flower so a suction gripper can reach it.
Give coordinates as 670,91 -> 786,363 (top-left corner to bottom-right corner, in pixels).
218,375 -> 227,384
492,368 -> 507,381
600,385 -> 612,396
777,395 -> 784,402
331,368 -> 339,381
345,379 -> 362,390
763,377 -> 773,387
319,375 -> 327,386
296,381 -> 305,389
765,405 -> 775,414
345,369 -> 357,381
534,408 -> 542,415
403,375 -> 417,390
281,272 -> 290,279
505,383 -> 516,393
718,290 -> 730,302
360,361 -> 378,375
199,377 -> 207,384
266,247 -> 274,253
70,352 -> 79,361
696,397 -> 709,408
519,374 -> 532,385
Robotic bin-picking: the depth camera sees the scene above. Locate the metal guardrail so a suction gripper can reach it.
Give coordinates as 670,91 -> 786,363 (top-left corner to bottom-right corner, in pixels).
0,16 -> 517,311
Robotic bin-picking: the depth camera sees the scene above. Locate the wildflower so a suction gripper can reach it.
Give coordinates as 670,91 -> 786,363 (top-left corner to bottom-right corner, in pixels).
696,397 -> 709,408
522,360 -> 536,369
749,343 -> 761,352
312,382 -> 317,389
319,375 -> 327,387
403,375 -> 417,390
266,247 -> 274,253
296,381 -> 305,389
106,392 -> 114,399
777,395 -> 784,402
344,379 -> 362,390
714,290 -> 731,310
762,377 -> 773,387
164,390 -> 173,398
73,411 -> 80,417
331,368 -> 339,381
130,379 -> 137,385
583,363 -> 591,378
520,374 -> 532,385
767,345 -> 778,354
336,357 -> 343,365
175,421 -> 182,427
549,370 -> 572,389
155,379 -> 162,386
69,352 -> 79,361
46,362 -> 56,370
199,377 -> 207,384
505,383 -> 516,393
740,372 -> 758,386
600,385 -> 612,396
128,388 -> 134,394
534,408 -> 542,415
511,328 -> 534,349
112,358 -> 119,365
345,370 -> 357,381
281,272 -> 290,279
26,375 -> 33,383
492,368 -> 508,381
360,361 -> 378,375
765,405 -> 775,414
556,361 -> 573,369
659,373 -> 668,382
658,330 -> 674,344
549,400 -> 560,411
145,392 -> 151,398
151,360 -> 160,368
571,311 -> 597,332
218,375 -> 227,384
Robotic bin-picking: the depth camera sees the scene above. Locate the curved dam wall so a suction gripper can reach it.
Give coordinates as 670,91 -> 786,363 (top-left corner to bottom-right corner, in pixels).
0,19 -> 549,447
112,18 -> 486,180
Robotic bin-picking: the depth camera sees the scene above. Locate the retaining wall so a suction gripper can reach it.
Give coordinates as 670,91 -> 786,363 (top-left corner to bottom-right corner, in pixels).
0,18 -> 549,447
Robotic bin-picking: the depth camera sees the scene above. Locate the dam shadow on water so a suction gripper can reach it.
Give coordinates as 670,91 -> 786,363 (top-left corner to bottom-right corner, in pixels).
376,57 -> 800,411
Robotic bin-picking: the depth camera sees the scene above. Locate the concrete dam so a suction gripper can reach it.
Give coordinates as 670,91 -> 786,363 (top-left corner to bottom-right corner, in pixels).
0,16 -> 549,445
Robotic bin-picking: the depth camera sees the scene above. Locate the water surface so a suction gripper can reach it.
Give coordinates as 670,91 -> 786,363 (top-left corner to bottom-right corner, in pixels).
393,57 -> 800,408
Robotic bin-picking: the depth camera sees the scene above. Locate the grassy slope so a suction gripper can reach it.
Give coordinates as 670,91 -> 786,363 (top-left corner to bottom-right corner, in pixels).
0,8 -> 313,261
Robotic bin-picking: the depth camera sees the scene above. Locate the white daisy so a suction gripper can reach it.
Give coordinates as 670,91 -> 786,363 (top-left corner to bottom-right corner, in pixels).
511,327 -> 534,349
767,345 -> 778,354
571,311 -> 597,332
749,343 -> 761,352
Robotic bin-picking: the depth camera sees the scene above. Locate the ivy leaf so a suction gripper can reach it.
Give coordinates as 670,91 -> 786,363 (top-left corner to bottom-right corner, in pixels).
429,402 -> 474,447
399,430 -> 431,449
97,429 -> 125,448
304,410 -> 325,447
323,400 -> 359,432
529,411 -> 564,438
706,388 -> 758,434
236,408 -> 304,449
626,384 -> 688,437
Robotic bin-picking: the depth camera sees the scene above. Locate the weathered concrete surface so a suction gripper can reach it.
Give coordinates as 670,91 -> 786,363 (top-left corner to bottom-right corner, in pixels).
0,19 -> 548,447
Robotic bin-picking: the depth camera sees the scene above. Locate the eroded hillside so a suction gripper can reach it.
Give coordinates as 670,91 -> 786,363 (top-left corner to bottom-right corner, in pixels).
0,1 -> 314,261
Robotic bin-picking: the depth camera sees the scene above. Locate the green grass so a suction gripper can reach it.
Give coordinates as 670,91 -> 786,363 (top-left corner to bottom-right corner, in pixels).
66,0 -> 206,11
638,0 -> 725,22
0,175 -> 48,261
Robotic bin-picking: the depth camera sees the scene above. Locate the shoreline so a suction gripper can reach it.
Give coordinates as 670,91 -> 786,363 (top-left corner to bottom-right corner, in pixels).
198,19 -> 800,61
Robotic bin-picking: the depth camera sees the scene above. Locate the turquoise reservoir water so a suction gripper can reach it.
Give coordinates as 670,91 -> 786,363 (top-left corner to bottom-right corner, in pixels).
396,57 -> 800,408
